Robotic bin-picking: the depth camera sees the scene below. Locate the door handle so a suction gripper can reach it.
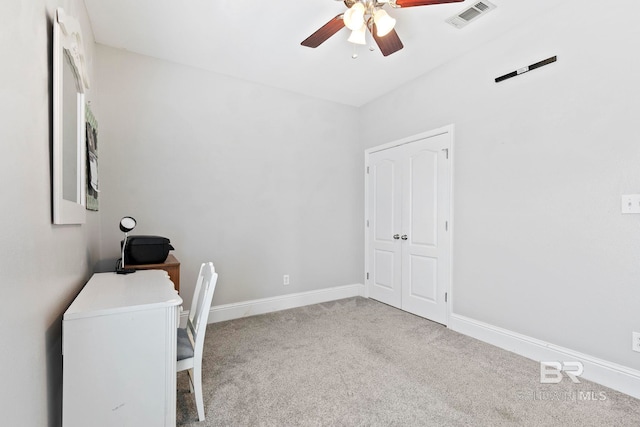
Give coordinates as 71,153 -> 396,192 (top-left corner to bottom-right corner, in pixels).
401,235 -> 408,240
393,234 -> 400,240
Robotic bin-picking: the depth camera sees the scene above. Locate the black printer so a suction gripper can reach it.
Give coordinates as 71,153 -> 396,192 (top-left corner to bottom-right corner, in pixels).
122,235 -> 174,265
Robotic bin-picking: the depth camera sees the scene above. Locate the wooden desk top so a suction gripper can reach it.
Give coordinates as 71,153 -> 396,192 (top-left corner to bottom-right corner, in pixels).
127,253 -> 180,269
126,254 -> 181,293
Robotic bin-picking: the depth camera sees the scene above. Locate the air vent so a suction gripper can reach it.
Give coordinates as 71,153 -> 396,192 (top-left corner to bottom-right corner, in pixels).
446,1 -> 497,29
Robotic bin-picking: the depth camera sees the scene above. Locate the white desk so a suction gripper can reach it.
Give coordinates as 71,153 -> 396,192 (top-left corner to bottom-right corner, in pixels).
63,270 -> 182,427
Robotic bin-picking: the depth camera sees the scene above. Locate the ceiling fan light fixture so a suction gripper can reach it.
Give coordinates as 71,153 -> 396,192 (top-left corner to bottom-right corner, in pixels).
343,2 -> 365,31
373,9 -> 396,37
348,24 -> 367,45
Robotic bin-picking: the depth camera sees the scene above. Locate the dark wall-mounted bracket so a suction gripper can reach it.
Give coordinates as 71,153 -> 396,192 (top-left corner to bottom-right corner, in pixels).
495,56 -> 557,83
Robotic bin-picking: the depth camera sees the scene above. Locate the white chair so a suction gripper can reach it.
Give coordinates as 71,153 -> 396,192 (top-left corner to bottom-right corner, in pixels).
177,262 -> 218,422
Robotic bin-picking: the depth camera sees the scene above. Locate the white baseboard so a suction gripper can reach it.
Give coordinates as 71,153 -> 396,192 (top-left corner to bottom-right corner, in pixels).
449,313 -> 640,399
180,283 -> 365,326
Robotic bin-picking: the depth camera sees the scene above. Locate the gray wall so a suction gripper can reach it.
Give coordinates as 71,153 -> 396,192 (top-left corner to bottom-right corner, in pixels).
0,1 -> 100,426
360,0 -> 640,370
94,45 -> 363,309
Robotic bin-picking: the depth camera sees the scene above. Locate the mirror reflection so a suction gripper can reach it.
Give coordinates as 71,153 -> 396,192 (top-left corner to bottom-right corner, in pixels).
62,50 -> 80,203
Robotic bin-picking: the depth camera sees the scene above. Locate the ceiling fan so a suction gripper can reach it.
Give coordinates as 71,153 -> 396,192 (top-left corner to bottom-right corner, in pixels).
301,0 -> 464,57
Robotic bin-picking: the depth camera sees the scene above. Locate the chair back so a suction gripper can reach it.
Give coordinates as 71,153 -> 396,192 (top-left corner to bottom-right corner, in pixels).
186,262 -> 218,357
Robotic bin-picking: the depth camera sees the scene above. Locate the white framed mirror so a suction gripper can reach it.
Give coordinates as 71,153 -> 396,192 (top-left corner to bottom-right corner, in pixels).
53,8 -> 90,224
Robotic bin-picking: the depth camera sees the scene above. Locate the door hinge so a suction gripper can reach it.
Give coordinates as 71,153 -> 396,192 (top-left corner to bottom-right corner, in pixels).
445,292 -> 448,302
366,219 -> 369,227
366,272 -> 369,280
442,148 -> 449,159
366,166 -> 370,174
445,221 -> 448,231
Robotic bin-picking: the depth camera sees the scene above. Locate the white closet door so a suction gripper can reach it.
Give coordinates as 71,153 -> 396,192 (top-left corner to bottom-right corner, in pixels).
366,128 -> 452,325
368,148 -> 403,308
399,133 -> 450,324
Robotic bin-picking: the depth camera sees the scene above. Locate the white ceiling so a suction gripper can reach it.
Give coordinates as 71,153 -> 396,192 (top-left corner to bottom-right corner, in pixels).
83,0 -> 560,107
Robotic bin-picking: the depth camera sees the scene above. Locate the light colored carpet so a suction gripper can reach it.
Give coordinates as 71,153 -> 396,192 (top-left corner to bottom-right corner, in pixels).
176,297 -> 640,426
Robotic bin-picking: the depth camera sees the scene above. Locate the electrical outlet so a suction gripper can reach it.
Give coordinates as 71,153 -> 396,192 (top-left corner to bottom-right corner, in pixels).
621,195 -> 640,213
633,332 -> 640,353
283,275 -> 290,286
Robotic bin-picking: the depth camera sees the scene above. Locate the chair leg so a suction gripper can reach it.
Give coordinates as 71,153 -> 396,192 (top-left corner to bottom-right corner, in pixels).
187,368 -> 195,393
193,362 -> 205,421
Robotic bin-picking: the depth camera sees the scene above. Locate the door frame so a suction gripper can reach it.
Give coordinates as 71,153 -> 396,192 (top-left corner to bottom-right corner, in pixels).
364,124 -> 455,326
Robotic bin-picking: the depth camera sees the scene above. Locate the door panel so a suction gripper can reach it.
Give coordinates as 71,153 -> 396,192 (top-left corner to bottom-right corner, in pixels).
374,249 -> 396,290
408,254 -> 437,301
408,149 -> 438,247
374,160 -> 396,243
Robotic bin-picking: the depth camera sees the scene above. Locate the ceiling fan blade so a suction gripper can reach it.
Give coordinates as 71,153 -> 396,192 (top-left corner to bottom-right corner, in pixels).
394,0 -> 464,7
301,15 -> 345,48
371,24 -> 404,57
